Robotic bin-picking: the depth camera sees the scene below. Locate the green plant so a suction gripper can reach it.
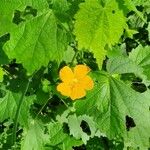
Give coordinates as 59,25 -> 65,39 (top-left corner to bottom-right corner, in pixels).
0,0 -> 150,149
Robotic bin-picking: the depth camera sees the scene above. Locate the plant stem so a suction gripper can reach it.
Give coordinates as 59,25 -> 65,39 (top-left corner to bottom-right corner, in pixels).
12,77 -> 32,148
34,96 -> 51,119
70,45 -> 78,66
60,98 -> 69,108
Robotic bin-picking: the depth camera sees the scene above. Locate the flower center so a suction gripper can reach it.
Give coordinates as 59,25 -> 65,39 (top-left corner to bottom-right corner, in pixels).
69,78 -> 79,88
72,78 -> 78,83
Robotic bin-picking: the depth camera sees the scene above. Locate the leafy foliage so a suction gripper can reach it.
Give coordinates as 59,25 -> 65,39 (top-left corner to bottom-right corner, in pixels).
0,0 -> 150,149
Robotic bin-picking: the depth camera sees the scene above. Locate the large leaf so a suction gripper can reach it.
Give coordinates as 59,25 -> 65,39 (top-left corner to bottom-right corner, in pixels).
75,72 -> 150,149
4,10 -> 68,74
0,0 -> 49,36
74,0 -> 126,67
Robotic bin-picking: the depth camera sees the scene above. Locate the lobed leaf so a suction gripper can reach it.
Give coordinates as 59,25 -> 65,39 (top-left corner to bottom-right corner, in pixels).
74,0 -> 126,68
75,72 -> 150,149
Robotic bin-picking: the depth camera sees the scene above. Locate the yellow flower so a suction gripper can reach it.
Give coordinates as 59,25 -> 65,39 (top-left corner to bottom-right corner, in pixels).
57,65 -> 94,100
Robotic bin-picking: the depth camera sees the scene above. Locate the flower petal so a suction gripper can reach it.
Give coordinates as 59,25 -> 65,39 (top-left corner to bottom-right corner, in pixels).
59,66 -> 74,83
80,76 -> 94,90
70,84 -> 86,100
74,65 -> 91,79
57,83 -> 71,97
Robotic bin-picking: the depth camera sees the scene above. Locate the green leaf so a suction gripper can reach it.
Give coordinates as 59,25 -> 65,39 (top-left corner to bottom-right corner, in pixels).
132,0 -> 150,13
63,46 -> 75,63
47,122 -> 82,150
123,0 -> 145,22
74,0 -> 126,68
0,36 -> 9,65
107,45 -> 150,85
133,0 -> 150,5
129,45 -> 150,81
75,72 -> 150,149
128,14 -> 145,29
0,48 -> 9,65
86,136 -> 121,150
0,0 -> 49,36
107,44 -> 127,58
52,0 -> 70,13
21,119 -> 46,150
129,45 -> 150,66
4,10 -> 68,74
0,88 -> 34,126
107,55 -> 142,75
68,114 -> 98,144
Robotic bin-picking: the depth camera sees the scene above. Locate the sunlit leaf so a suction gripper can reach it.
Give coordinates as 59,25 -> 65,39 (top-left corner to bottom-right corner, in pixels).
74,0 -> 126,67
